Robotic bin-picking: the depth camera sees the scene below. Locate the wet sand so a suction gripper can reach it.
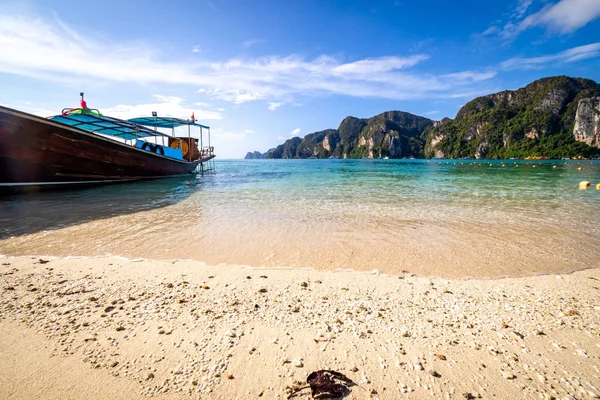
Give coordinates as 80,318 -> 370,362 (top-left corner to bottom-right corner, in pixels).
1,202 -> 598,278
1,256 -> 599,399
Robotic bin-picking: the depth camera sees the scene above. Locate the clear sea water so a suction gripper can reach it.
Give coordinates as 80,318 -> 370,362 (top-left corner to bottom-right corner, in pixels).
1,159 -> 599,278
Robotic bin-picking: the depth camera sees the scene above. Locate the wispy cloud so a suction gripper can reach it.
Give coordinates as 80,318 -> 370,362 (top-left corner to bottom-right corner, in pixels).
192,45 -> 202,53
277,127 -> 301,140
210,128 -> 248,141
332,55 -> 428,74
478,0 -> 600,42
0,102 -> 55,117
513,0 -> 533,19
481,26 -> 499,36
443,70 -> 497,82
267,102 -> 282,111
502,0 -> 600,38
242,39 -> 262,49
500,42 -> 600,69
103,95 -> 223,121
0,13 -> 498,108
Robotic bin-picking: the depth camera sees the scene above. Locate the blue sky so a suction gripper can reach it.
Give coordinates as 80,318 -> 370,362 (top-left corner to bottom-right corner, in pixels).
0,0 -> 599,158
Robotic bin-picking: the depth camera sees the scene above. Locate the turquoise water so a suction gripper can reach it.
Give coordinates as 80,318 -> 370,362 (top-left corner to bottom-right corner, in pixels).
1,159 -> 599,277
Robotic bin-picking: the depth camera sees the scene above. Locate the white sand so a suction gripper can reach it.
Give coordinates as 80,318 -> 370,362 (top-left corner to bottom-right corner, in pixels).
1,256 -> 599,399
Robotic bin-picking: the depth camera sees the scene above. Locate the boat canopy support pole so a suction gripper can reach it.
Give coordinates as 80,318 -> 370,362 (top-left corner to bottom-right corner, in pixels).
188,124 -> 191,161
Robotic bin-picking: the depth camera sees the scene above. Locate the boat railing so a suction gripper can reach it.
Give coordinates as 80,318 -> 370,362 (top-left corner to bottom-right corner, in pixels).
61,107 -> 103,116
200,146 -> 215,159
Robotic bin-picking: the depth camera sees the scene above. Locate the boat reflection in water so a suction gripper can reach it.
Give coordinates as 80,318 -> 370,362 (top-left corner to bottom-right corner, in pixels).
0,174 -> 210,239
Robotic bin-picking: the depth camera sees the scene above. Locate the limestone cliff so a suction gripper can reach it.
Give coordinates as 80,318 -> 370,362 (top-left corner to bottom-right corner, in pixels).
244,148 -> 274,159
425,76 -> 600,159
268,111 -> 433,159
573,97 -> 600,148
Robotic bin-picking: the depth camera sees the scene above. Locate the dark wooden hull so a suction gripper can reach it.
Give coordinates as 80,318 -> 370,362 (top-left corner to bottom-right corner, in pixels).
0,106 -> 215,189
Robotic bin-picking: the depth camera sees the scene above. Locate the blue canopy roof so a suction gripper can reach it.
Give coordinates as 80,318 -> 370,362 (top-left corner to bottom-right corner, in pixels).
128,117 -> 210,130
50,113 -> 166,140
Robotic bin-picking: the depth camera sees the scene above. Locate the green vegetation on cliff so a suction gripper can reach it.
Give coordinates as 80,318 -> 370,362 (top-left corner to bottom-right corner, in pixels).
265,76 -> 600,159
426,76 -> 600,159
268,111 -> 433,159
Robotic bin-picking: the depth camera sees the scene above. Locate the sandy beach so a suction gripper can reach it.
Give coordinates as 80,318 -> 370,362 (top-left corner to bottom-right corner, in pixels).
1,256 -> 599,399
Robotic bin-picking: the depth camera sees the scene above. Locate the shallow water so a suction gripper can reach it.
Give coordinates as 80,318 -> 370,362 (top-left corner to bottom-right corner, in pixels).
1,159 -> 599,278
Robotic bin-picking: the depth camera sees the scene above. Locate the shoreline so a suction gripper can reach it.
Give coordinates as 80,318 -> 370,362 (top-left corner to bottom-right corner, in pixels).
1,256 -> 599,399
1,253 -> 598,282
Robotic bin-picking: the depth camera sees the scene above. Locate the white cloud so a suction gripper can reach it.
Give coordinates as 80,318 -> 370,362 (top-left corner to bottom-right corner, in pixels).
103,94 -> 224,121
443,70 -> 497,82
503,0 -> 600,38
242,39 -> 261,49
424,110 -> 439,116
1,102 -> 55,116
500,42 -> 600,69
277,128 -> 302,140
0,15 -> 202,84
267,102 -> 282,111
513,0 -> 533,19
192,45 -> 202,53
244,129 -> 255,134
209,89 -> 266,104
0,12 -> 499,107
210,128 -> 247,141
481,26 -> 499,36
332,55 -> 428,74
445,89 -> 502,99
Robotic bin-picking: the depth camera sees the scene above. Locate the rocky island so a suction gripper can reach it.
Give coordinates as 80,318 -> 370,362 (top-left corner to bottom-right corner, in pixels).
244,149 -> 275,159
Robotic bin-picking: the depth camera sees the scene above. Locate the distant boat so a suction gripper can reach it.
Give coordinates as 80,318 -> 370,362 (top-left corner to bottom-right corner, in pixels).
0,94 -> 215,191
329,156 -> 339,159
383,156 -> 389,160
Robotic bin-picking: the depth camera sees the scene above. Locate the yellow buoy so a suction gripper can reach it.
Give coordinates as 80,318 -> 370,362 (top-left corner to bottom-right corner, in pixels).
579,181 -> 590,190
597,183 -> 600,190
553,165 -> 556,168
578,167 -> 582,171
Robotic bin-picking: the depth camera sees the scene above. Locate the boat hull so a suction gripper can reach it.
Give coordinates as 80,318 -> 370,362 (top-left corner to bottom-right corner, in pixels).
0,106 -> 214,190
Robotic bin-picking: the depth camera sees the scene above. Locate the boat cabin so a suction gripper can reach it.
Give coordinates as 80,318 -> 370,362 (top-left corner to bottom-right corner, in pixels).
49,98 -> 214,164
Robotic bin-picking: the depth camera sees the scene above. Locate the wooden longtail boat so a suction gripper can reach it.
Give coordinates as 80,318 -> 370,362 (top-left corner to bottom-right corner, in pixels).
0,94 -> 215,191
